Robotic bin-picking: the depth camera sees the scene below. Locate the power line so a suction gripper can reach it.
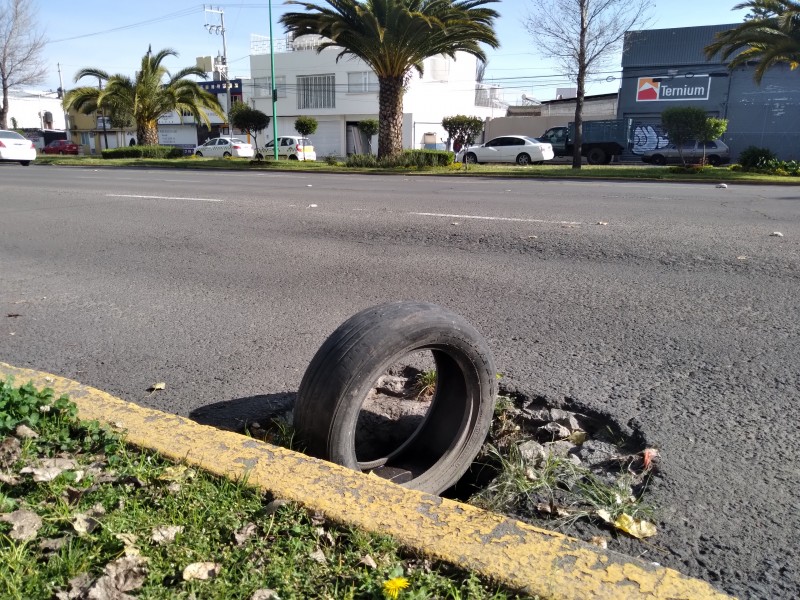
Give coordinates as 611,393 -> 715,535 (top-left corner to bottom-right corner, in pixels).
48,7 -> 203,44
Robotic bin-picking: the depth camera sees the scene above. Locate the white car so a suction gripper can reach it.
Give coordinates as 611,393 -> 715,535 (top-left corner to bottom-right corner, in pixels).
0,130 -> 37,166
264,136 -> 316,161
458,135 -> 554,165
193,136 -> 254,158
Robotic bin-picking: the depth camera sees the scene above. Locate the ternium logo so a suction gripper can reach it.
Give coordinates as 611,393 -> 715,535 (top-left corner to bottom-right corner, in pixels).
636,75 -> 710,102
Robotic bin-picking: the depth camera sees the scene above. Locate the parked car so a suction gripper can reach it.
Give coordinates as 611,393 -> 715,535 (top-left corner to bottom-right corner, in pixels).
0,130 -> 36,166
264,136 -> 316,161
640,140 -> 730,166
193,136 -> 254,158
42,139 -> 80,155
457,135 -> 554,165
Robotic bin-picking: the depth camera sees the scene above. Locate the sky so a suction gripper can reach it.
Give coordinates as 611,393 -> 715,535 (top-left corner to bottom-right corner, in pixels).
33,0 -> 748,104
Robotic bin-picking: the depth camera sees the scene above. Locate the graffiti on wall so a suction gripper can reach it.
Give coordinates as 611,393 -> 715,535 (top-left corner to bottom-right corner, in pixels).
631,123 -> 670,155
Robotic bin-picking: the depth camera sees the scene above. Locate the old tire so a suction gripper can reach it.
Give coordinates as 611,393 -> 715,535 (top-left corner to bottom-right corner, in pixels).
586,147 -> 607,165
294,301 -> 497,495
516,153 -> 532,165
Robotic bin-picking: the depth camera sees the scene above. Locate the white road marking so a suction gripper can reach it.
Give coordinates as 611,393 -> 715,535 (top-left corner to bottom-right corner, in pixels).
107,194 -> 222,202
410,212 -> 581,225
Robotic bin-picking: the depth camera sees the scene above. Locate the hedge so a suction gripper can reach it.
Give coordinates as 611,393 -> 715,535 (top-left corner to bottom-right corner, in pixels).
101,145 -> 185,159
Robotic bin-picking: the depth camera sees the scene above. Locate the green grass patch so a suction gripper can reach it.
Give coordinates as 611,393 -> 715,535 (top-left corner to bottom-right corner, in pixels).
0,380 -> 534,599
34,154 -> 799,183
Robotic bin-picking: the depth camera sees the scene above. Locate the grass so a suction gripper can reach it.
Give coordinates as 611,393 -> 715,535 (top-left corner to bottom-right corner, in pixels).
412,370 -> 437,400
468,398 -> 656,537
33,154 -> 800,184
0,379 -> 535,600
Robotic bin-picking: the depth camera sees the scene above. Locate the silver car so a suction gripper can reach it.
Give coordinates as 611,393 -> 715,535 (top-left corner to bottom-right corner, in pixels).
641,139 -> 730,166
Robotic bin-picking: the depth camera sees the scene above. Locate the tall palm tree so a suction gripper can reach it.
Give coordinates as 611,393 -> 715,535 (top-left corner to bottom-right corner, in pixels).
705,0 -> 800,83
65,47 -> 225,145
280,0 -> 500,158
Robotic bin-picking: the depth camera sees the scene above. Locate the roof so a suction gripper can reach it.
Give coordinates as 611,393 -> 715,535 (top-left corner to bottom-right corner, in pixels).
622,24 -> 740,68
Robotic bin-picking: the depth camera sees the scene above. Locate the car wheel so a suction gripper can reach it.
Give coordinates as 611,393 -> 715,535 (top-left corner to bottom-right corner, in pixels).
19,161 -> 30,166
289,154 -> 298,160
464,152 -> 477,164
707,155 -> 722,167
586,147 -> 606,165
195,151 -> 203,157
516,153 -> 532,166
293,301 -> 497,495
223,151 -> 231,158
651,154 -> 666,166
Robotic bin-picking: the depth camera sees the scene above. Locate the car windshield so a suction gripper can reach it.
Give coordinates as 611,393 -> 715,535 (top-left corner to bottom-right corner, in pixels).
299,138 -> 311,145
229,138 -> 246,144
0,130 -> 25,140
524,137 -> 543,144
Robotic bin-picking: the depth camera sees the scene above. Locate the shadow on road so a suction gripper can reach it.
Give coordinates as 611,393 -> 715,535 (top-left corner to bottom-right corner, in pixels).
189,392 -> 295,432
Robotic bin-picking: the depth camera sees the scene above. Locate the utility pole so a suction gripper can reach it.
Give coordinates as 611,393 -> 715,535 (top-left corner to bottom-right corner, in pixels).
268,0 -> 278,160
204,5 -> 232,133
57,63 -> 69,131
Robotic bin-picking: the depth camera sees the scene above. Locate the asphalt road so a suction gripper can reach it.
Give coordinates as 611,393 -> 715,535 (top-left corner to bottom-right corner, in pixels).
1,164 -> 798,599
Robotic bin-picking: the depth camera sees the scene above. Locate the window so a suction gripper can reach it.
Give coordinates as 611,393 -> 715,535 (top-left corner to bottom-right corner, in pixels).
80,133 -> 91,145
347,71 -> 378,93
253,76 -> 286,98
297,74 -> 336,109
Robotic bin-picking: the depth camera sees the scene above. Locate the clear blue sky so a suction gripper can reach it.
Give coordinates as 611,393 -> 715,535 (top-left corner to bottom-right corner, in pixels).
36,0 -> 747,102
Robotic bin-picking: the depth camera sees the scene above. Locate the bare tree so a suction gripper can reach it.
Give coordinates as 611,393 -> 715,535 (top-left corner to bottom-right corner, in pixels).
525,0 -> 650,168
0,0 -> 47,129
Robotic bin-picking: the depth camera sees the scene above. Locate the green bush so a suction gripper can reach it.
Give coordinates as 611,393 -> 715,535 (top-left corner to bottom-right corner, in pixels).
729,163 -> 742,171
346,153 -> 378,168
101,145 -> 185,159
324,154 -> 343,166
738,146 -> 776,170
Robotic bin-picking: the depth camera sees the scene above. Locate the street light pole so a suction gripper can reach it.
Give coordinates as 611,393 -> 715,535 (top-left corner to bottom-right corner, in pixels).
204,6 -> 232,133
268,0 -> 278,160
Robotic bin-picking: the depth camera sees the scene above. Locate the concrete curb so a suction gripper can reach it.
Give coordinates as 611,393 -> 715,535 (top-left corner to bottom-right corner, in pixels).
1,362 -> 732,599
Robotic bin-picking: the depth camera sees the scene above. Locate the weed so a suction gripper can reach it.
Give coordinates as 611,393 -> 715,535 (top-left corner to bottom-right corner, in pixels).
413,370 -> 437,400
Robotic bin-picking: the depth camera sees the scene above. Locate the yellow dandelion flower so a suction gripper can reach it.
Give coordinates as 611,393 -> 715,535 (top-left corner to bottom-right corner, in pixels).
382,576 -> 410,599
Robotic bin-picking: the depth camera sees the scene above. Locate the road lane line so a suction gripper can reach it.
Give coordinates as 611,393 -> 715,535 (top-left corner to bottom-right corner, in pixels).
106,194 -> 222,202
410,212 -> 581,225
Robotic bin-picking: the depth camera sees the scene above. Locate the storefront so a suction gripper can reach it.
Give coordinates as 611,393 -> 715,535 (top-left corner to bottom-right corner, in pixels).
619,24 -> 800,161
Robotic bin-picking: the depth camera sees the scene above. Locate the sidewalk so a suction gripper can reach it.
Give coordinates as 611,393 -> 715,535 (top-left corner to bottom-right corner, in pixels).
0,362 -> 731,600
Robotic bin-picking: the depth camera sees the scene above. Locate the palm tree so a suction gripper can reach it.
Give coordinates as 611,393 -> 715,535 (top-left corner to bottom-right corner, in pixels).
280,0 -> 500,158
705,0 -> 800,83
65,47 -> 225,146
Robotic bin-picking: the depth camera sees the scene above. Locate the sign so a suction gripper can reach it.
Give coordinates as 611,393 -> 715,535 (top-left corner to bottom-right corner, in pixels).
636,75 -> 710,102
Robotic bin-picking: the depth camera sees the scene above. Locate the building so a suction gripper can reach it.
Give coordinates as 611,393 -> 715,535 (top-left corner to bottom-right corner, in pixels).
620,23 -> 800,160
484,93 -> 618,141
4,90 -> 66,132
246,34 -> 498,157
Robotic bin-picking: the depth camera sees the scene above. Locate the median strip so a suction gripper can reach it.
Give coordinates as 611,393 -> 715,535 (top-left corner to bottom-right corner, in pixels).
0,362 -> 731,599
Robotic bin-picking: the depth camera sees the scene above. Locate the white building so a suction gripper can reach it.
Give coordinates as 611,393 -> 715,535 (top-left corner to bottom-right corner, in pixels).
4,90 -> 66,131
246,34 -> 500,157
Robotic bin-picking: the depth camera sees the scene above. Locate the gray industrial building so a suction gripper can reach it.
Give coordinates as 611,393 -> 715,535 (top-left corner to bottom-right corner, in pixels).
619,23 -> 799,161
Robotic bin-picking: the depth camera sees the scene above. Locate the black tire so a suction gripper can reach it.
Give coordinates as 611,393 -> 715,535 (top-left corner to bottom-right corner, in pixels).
223,151 -> 231,158
651,154 -> 667,166
289,154 -> 299,160
464,152 -> 478,164
19,161 -> 30,166
294,301 -> 497,495
516,153 -> 532,166
707,155 -> 722,167
586,147 -> 606,165
255,153 -> 264,160
195,151 -> 203,157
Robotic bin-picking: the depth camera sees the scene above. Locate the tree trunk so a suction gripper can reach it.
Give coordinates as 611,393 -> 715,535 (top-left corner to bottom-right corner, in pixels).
0,84 -> 9,129
377,75 -> 404,159
138,122 -> 159,146
572,0 -> 589,170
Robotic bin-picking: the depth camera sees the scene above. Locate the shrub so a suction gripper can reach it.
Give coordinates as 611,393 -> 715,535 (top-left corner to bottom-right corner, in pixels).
729,163 -> 742,171
295,116 -> 318,137
102,145 -> 184,159
738,146 -> 776,170
324,154 -> 342,166
346,153 -> 378,168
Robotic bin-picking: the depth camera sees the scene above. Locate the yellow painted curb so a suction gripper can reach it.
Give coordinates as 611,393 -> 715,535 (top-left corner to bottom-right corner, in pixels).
1,363 -> 732,600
